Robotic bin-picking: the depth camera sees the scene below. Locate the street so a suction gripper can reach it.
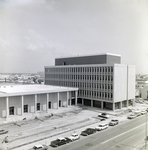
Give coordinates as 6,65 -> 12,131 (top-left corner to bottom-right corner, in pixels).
53,115 -> 147,150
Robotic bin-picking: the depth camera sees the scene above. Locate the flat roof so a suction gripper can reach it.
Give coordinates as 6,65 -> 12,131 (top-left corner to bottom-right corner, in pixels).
0,85 -> 78,97
55,53 -> 121,59
45,63 -> 127,68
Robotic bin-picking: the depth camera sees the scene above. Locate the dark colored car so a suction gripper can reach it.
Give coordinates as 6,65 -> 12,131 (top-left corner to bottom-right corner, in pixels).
98,113 -> 110,119
64,137 -> 72,143
100,118 -> 106,121
81,128 -> 96,136
50,137 -> 67,147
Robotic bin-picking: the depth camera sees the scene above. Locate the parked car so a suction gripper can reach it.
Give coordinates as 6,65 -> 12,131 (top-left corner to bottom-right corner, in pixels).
109,119 -> 119,126
64,137 -> 72,143
67,133 -> 80,141
95,123 -> 108,131
100,118 -> 106,121
127,114 -> 137,119
81,128 -> 96,136
0,130 -> 8,135
31,144 -> 48,150
98,113 -> 110,119
141,110 -> 147,115
134,110 -> 141,117
50,137 -> 67,147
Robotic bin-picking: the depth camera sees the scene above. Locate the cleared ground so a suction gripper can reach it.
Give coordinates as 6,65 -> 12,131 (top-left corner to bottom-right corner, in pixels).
0,103 -> 147,150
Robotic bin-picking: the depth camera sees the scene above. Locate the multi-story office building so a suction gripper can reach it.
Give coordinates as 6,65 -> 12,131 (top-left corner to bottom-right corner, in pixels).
45,53 -> 135,110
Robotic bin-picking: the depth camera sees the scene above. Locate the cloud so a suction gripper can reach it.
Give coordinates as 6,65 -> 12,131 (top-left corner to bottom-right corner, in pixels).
0,38 -> 10,50
24,29 -> 65,56
0,0 -> 49,7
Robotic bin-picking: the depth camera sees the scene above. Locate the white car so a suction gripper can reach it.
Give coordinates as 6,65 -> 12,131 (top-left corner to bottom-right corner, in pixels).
95,123 -> 108,131
68,133 -> 80,141
32,144 -> 48,150
141,110 -> 147,115
109,119 -> 119,126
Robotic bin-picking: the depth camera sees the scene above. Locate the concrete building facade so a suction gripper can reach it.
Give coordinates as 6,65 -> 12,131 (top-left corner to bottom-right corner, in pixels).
0,85 -> 78,118
45,54 -> 135,110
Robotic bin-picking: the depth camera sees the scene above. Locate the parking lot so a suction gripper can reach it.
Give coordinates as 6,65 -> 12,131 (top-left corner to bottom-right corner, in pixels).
0,102 -> 148,150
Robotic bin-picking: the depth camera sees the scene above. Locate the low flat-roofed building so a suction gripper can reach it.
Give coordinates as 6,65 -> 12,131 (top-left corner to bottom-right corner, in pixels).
0,85 -> 78,118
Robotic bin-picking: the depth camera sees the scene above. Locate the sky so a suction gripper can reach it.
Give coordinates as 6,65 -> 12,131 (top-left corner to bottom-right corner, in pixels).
0,0 -> 148,74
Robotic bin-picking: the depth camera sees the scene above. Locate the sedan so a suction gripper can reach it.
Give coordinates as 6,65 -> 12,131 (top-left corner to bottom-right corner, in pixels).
81,128 -> 96,136
109,119 -> 119,126
98,113 -> 110,119
127,114 -> 137,119
50,137 -> 67,147
141,110 -> 147,115
67,133 -> 80,141
95,123 -> 108,131
30,144 -> 48,150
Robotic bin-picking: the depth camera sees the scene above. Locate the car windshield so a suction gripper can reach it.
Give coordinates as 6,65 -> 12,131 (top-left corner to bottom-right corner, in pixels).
99,125 -> 103,127
102,113 -> 106,115
72,135 -> 75,137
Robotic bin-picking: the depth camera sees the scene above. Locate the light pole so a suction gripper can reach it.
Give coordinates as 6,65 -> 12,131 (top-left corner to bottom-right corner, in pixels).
145,112 -> 147,149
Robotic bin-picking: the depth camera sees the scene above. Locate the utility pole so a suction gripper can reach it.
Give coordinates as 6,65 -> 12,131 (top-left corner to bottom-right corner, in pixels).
145,112 -> 147,149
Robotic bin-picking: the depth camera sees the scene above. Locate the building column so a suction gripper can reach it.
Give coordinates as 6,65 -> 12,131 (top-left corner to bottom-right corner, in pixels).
82,98 -> 84,105
21,95 -> 24,116
35,94 -> 37,113
66,92 -> 69,107
91,100 -> 93,107
47,93 -> 49,112
69,92 -> 71,106
120,101 -> 122,109
127,100 -> 128,107
75,91 -> 77,106
57,92 -> 59,109
101,101 -> 103,109
113,103 -> 115,111
6,97 -> 9,119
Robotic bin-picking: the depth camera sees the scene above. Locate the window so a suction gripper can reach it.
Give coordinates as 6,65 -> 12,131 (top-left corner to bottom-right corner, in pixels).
24,105 -> 28,113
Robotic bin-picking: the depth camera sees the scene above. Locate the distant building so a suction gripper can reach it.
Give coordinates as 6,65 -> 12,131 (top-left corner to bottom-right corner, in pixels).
45,53 -> 135,110
141,85 -> 148,99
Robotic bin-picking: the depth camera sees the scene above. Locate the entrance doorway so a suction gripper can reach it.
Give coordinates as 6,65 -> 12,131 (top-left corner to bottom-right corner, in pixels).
37,103 -> 40,111
48,102 -> 51,109
59,100 -> 61,107
9,106 -> 14,115
103,102 -> 106,109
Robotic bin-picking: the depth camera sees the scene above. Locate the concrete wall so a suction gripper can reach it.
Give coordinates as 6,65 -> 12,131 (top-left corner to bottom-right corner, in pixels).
55,54 -> 121,66
0,97 -> 6,117
9,96 -> 22,115
127,65 -> 135,99
37,94 -> 47,111
24,95 -> 35,113
142,86 -> 148,99
49,93 -> 58,109
59,92 -> 67,107
113,64 -> 127,102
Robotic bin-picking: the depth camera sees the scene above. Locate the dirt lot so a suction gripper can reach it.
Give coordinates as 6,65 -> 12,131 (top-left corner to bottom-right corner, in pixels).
0,103 -> 148,150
